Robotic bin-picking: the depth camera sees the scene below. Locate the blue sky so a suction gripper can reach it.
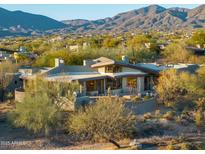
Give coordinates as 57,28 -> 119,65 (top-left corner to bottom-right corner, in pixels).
0,4 -> 200,21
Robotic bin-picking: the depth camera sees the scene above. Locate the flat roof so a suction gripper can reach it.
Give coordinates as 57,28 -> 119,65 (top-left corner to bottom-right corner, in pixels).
46,73 -> 108,82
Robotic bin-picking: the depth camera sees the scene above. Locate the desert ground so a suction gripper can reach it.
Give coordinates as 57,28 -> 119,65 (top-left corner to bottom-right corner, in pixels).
0,100 -> 205,150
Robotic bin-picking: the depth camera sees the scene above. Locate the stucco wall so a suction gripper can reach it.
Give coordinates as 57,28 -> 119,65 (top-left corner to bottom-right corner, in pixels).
122,67 -> 143,73
97,67 -> 105,73
15,89 -> 25,102
137,77 -> 145,92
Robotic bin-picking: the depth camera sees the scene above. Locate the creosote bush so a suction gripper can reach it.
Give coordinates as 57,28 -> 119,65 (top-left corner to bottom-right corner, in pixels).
67,97 -> 136,143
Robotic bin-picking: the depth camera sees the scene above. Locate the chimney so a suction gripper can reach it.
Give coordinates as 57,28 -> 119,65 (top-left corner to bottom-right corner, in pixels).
122,55 -> 129,64
83,60 -> 95,66
55,58 -> 64,67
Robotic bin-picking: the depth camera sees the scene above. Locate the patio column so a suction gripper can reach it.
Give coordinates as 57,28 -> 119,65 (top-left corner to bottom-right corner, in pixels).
104,78 -> 106,94
137,77 -> 144,92
83,81 -> 86,95
122,77 -> 127,93
150,76 -> 154,90
23,79 -> 26,89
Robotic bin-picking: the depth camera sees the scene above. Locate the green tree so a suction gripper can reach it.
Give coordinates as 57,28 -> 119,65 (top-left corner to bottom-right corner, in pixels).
9,77 -> 79,136
163,43 -> 192,63
196,66 -> 205,89
186,30 -> 205,48
127,35 -> 150,50
9,91 -> 61,136
194,110 -> 204,127
156,69 -> 203,108
0,61 -> 18,101
102,37 -> 120,48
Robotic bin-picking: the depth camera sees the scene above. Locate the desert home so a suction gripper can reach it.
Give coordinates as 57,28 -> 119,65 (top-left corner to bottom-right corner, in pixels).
14,56 -> 200,103
17,56 -> 160,98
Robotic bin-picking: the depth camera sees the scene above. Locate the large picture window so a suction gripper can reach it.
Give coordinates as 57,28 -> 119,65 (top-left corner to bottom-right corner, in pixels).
127,77 -> 137,88
106,78 -> 122,90
86,80 -> 97,91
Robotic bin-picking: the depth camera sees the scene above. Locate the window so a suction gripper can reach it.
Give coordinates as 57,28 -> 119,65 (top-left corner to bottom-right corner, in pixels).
127,77 -> 137,88
107,78 -> 122,90
105,65 -> 122,73
86,80 -> 97,91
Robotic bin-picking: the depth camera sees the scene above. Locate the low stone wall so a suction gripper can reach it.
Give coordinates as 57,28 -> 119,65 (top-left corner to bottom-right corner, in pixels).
125,98 -> 157,115
15,89 -> 25,102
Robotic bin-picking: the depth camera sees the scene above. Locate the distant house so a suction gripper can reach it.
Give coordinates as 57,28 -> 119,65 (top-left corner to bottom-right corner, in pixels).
49,36 -> 65,43
186,47 -> 205,56
19,46 -> 27,53
0,51 -> 12,61
69,45 -> 80,51
69,42 -> 89,51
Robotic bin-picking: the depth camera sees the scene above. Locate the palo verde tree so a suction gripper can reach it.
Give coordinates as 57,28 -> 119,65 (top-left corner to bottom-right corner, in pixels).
67,97 -> 136,148
156,69 -> 204,109
0,61 -> 18,101
9,77 -> 80,136
186,30 -> 205,48
163,43 -> 192,64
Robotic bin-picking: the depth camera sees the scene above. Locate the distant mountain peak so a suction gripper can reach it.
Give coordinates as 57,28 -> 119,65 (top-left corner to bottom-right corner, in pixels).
62,4 -> 205,33
140,4 -> 166,14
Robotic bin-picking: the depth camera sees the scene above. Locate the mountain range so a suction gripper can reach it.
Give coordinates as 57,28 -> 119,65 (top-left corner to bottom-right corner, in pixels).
0,7 -> 66,37
62,4 -> 205,33
0,4 -> 205,37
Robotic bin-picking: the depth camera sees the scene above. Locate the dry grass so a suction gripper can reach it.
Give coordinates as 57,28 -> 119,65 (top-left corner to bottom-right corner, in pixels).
0,101 -> 15,113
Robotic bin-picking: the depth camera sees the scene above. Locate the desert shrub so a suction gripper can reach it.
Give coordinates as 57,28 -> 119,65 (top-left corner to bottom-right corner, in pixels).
154,110 -> 161,119
166,144 -> 176,150
179,142 -> 192,150
140,122 -> 167,136
194,143 -> 205,150
67,97 -> 136,144
195,97 -> 205,110
197,66 -> 205,89
163,42 -> 204,64
175,116 -> 182,124
131,96 -> 141,102
156,69 -> 182,106
194,110 -> 204,127
165,101 -> 178,109
143,95 -> 152,100
163,111 -> 175,120
143,113 -> 153,120
0,61 -> 18,101
156,69 -> 204,109
186,30 -> 205,48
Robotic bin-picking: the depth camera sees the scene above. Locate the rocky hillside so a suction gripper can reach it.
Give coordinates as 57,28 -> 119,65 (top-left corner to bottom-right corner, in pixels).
62,4 -> 205,33
0,7 -> 66,37
0,4 -> 204,37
